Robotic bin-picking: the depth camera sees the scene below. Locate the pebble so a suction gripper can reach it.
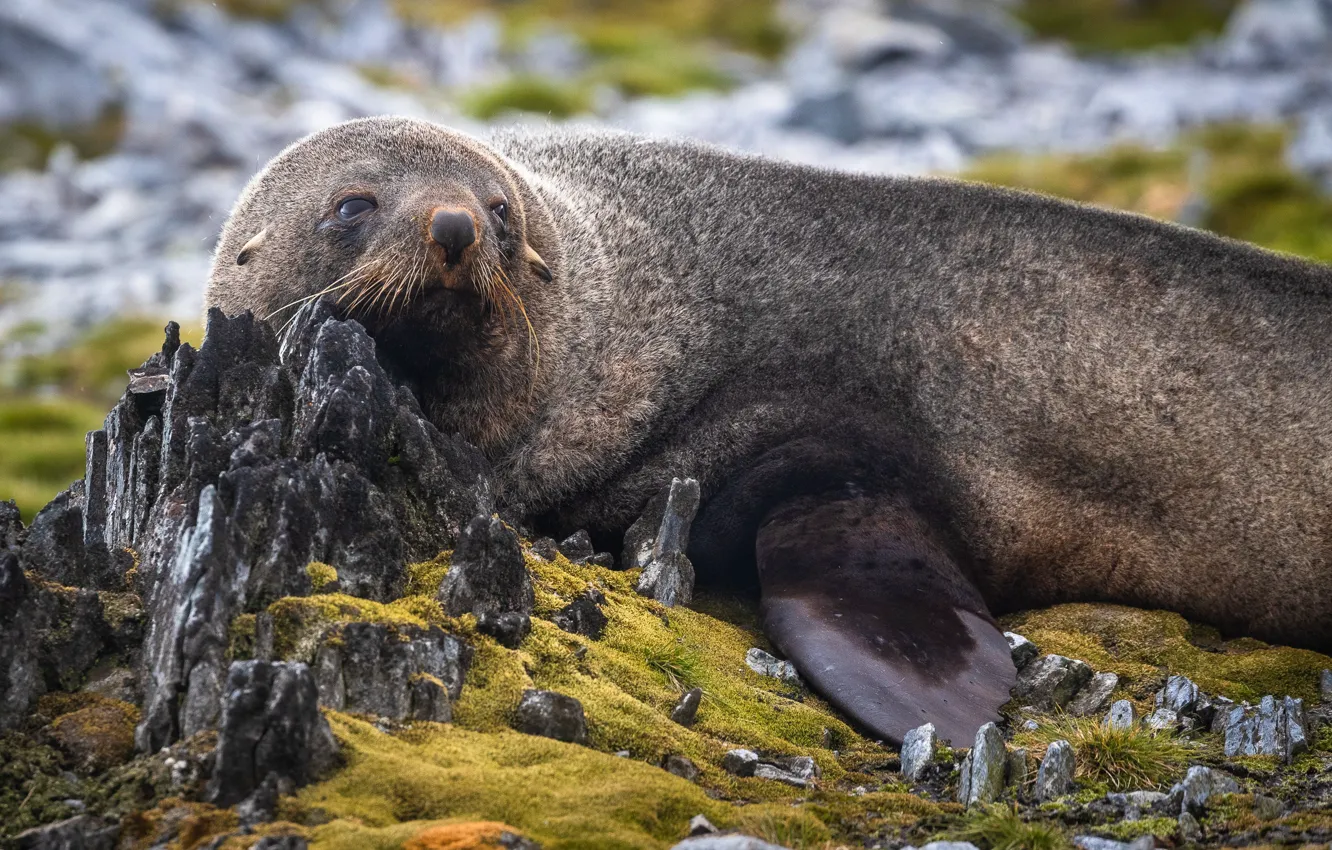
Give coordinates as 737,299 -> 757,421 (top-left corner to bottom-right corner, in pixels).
744,648 -> 802,686
1179,765 -> 1241,814
670,688 -> 703,727
513,689 -> 588,745
1177,810 -> 1202,842
662,754 -> 700,782
721,748 -> 760,777
1104,699 -> 1135,730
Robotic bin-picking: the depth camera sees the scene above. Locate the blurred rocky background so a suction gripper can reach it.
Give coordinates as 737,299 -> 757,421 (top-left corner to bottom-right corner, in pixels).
4,0 -> 1332,517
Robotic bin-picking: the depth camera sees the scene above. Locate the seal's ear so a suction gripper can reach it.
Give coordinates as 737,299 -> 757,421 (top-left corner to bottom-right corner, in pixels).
236,227 -> 270,266
524,244 -> 552,282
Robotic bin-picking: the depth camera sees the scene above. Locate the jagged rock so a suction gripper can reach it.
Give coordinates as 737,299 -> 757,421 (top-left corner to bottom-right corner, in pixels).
206,660 -> 339,807
957,722 -> 1006,806
21,486 -> 93,589
688,815 -> 719,836
662,753 -> 700,781
1036,740 -> 1075,802
1146,708 -> 1178,731
127,308 -> 490,754
552,589 -> 608,639
901,722 -> 938,781
1004,632 -> 1038,671
1179,765 -> 1241,814
1,562 -> 111,730
529,537 -> 559,561
745,648 -> 802,686
1012,654 -> 1093,711
439,514 -> 534,620
722,748 -> 760,776
1068,672 -> 1118,717
671,687 -> 703,727
1178,811 -> 1202,843
1218,695 -> 1308,762
671,837 -> 791,850
1322,669 -> 1332,703
14,815 -> 119,850
753,761 -> 814,788
1157,675 -> 1201,714
514,689 -> 588,744
1104,699 -> 1135,730
312,622 -> 470,722
627,477 -> 700,607
0,499 -> 21,551
557,530 -> 595,562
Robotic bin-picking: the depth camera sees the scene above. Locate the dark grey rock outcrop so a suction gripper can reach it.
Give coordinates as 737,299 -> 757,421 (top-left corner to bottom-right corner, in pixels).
1036,740 -> 1075,802
108,306 -> 492,754
1012,654 -> 1093,711
205,660 -> 339,807
1218,695 -> 1309,762
552,589 -> 608,639
312,622 -> 471,722
438,513 -> 534,648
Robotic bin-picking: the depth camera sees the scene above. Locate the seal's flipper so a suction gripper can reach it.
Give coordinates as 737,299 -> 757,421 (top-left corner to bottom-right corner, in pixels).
756,494 -> 1015,745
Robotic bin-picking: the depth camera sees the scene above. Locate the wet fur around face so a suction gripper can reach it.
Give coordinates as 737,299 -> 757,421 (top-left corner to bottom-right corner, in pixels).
209,116 -> 1332,657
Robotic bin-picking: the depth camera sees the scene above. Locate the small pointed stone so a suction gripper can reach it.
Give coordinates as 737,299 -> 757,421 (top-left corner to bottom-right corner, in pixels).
1068,672 -> 1119,716
957,722 -> 1006,806
900,722 -> 937,781
1004,632 -> 1038,670
1036,740 -> 1075,801
1104,699 -> 1135,730
671,688 -> 703,727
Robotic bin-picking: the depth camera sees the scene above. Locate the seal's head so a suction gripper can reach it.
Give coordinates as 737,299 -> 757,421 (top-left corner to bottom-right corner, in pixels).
206,116 -> 560,449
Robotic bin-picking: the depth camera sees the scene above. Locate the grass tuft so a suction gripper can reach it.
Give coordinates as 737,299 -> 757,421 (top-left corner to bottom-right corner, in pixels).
937,803 -> 1071,850
1012,715 -> 1194,792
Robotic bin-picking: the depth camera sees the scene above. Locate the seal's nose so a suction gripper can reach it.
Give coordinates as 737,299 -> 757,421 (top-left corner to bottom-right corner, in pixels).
429,208 -> 476,262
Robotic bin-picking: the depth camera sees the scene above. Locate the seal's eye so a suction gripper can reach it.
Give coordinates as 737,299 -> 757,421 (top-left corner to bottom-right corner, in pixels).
337,196 -> 376,222
491,201 -> 508,228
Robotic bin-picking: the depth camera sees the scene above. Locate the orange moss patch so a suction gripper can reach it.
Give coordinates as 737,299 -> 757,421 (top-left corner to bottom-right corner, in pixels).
49,696 -> 140,773
405,821 -> 529,850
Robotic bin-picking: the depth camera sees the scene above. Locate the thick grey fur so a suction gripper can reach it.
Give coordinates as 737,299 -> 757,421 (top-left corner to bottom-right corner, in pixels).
208,115 -> 1332,661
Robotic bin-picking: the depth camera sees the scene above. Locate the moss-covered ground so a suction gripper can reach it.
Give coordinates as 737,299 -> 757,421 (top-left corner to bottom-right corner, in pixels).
1012,0 -> 1242,54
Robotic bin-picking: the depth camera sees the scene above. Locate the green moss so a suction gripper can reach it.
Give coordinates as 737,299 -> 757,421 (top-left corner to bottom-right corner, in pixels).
936,803 -> 1072,850
228,613 -> 258,662
405,553 -> 451,598
965,124 -> 1332,267
461,77 -> 594,120
1011,714 -> 1197,792
1091,816 -> 1178,841
1002,604 -> 1332,703
1013,0 -> 1240,53
306,561 -> 339,593
267,593 -> 449,661
48,697 -> 140,774
301,715 -> 732,849
0,106 -> 124,173
730,805 -> 832,848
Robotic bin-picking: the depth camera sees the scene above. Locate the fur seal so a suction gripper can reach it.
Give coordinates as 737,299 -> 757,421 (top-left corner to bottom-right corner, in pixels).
206,115 -> 1332,745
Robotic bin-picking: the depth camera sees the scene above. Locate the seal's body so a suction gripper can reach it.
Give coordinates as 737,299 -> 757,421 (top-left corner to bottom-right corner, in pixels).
207,117 -> 1332,744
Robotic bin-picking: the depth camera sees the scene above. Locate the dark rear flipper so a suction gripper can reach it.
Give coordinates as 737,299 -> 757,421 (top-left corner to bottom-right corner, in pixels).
756,493 -> 1015,745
